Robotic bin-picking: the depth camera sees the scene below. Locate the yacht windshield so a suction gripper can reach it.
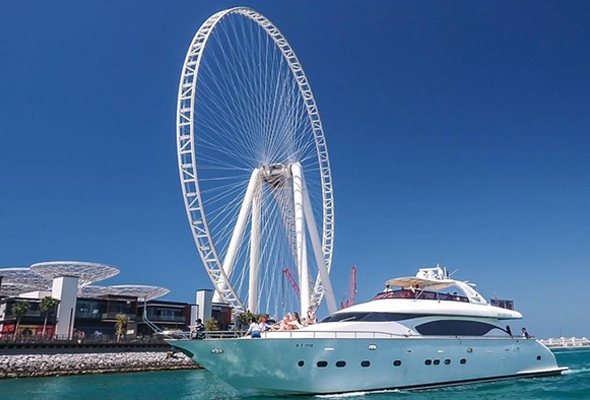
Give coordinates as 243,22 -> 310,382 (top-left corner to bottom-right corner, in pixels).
373,289 -> 469,302
320,312 -> 420,323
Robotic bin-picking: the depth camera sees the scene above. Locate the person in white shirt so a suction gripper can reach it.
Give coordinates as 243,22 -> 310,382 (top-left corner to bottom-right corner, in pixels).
258,317 -> 270,332
246,318 -> 261,338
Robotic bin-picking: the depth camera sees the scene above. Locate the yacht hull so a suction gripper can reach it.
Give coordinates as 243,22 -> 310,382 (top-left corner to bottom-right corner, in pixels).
167,335 -> 566,395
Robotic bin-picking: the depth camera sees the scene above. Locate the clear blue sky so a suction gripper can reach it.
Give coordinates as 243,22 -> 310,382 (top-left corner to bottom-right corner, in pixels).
1,1 -> 588,338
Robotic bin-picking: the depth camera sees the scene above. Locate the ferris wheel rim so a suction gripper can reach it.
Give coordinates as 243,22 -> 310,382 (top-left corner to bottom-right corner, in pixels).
176,7 -> 335,312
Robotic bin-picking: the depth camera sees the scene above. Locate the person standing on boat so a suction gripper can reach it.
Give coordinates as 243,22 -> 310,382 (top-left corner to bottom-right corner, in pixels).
306,307 -> 317,324
246,318 -> 261,338
258,317 -> 270,332
521,327 -> 530,339
506,325 -> 513,337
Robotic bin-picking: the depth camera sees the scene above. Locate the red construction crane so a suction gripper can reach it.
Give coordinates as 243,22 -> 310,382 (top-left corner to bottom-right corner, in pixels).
282,267 -> 300,296
340,265 -> 357,309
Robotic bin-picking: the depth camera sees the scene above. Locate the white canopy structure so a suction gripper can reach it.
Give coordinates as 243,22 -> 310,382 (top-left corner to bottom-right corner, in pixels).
0,267 -> 53,290
0,282 -> 37,297
30,261 -> 119,287
109,285 -> 170,301
78,285 -> 115,298
1,262 -> 171,304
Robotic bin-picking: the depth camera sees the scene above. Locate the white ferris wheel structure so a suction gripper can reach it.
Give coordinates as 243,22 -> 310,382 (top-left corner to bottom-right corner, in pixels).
176,7 -> 337,318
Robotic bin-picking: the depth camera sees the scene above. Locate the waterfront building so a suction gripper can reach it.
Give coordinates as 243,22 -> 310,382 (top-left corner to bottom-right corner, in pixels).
0,262 -> 232,340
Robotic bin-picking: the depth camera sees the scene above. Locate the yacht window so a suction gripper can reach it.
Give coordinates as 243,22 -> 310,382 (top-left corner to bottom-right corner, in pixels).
320,312 -> 421,323
335,361 -> 346,367
317,361 -> 328,368
460,358 -> 467,364
373,289 -> 470,302
444,359 -> 451,365
298,360 -> 305,367
372,289 -> 413,300
360,360 -> 371,367
433,359 -> 440,365
362,312 -> 421,322
415,320 -> 499,336
424,359 -> 432,365
320,312 -> 368,323
393,360 -> 402,366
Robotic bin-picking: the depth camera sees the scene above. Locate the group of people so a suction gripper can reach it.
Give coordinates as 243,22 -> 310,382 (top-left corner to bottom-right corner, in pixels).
246,307 -> 318,338
190,307 -> 322,339
505,325 -> 531,339
246,316 -> 271,338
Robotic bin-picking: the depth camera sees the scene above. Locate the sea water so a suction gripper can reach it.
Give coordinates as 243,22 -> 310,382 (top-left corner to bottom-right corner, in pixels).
0,349 -> 588,399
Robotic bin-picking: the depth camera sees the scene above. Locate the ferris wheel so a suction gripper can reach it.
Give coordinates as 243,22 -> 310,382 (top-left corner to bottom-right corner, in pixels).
176,7 -> 336,318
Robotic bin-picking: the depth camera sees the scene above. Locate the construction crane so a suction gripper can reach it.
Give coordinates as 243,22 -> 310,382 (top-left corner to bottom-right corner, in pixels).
340,265 -> 357,309
282,267 -> 300,296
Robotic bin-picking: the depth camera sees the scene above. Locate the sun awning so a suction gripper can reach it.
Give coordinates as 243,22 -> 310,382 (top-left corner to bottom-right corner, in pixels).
385,276 -> 456,291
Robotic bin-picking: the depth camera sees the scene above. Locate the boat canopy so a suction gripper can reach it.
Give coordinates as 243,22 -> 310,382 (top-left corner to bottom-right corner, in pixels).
384,266 -> 488,305
385,266 -> 455,291
384,276 -> 457,292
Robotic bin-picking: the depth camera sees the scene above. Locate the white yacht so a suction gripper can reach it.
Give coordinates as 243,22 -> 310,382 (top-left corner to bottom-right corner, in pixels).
167,266 -> 566,395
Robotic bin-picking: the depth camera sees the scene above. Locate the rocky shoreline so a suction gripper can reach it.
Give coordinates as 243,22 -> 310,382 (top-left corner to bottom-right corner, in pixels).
0,351 -> 201,379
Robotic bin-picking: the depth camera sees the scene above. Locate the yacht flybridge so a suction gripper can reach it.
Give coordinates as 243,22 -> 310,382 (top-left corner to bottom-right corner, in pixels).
167,266 -> 566,395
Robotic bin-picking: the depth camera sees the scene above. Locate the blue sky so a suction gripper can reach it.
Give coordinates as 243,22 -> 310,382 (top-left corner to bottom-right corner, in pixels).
1,1 -> 588,338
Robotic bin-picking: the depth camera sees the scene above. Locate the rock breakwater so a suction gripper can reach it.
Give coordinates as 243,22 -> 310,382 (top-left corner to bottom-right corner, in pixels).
0,351 -> 200,378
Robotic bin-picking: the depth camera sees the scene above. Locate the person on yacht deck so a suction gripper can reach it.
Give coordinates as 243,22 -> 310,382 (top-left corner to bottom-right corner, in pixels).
246,318 -> 261,338
506,325 -> 513,337
283,313 -> 296,330
289,312 -> 303,329
258,317 -> 271,332
306,306 -> 317,324
271,313 -> 291,330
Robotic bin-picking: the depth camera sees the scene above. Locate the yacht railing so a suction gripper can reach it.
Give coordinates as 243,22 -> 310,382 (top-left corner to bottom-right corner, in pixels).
162,329 -> 525,341
159,330 -> 244,340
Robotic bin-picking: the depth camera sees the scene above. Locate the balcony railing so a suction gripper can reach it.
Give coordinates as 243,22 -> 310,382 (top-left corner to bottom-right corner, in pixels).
143,315 -> 186,323
101,312 -> 136,321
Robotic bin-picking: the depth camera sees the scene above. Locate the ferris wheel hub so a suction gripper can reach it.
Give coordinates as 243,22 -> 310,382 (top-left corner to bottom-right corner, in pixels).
261,163 -> 291,187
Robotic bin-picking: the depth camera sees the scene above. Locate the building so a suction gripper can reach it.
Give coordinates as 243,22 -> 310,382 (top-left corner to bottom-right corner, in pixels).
0,261 -> 232,340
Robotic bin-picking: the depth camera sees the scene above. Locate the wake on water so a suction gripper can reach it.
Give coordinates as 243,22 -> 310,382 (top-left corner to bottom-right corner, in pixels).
316,389 -> 404,398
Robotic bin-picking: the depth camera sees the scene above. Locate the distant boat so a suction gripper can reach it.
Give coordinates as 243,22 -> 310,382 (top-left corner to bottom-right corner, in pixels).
167,266 -> 567,395
539,337 -> 590,350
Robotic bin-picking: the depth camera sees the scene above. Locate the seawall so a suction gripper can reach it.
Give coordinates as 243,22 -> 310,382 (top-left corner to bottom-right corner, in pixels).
0,343 -> 201,379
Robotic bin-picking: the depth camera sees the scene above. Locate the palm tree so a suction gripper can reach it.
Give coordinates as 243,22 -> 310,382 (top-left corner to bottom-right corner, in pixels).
11,301 -> 30,341
237,310 -> 259,330
40,296 -> 59,337
205,318 -> 219,331
115,313 -> 129,342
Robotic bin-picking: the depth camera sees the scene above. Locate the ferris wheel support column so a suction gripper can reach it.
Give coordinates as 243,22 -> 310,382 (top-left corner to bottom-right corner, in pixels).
298,163 -> 337,314
212,168 -> 260,304
248,180 -> 262,313
292,163 -> 310,314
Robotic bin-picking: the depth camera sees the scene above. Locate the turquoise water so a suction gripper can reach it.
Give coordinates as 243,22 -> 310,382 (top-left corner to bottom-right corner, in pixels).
1,349 -> 588,399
